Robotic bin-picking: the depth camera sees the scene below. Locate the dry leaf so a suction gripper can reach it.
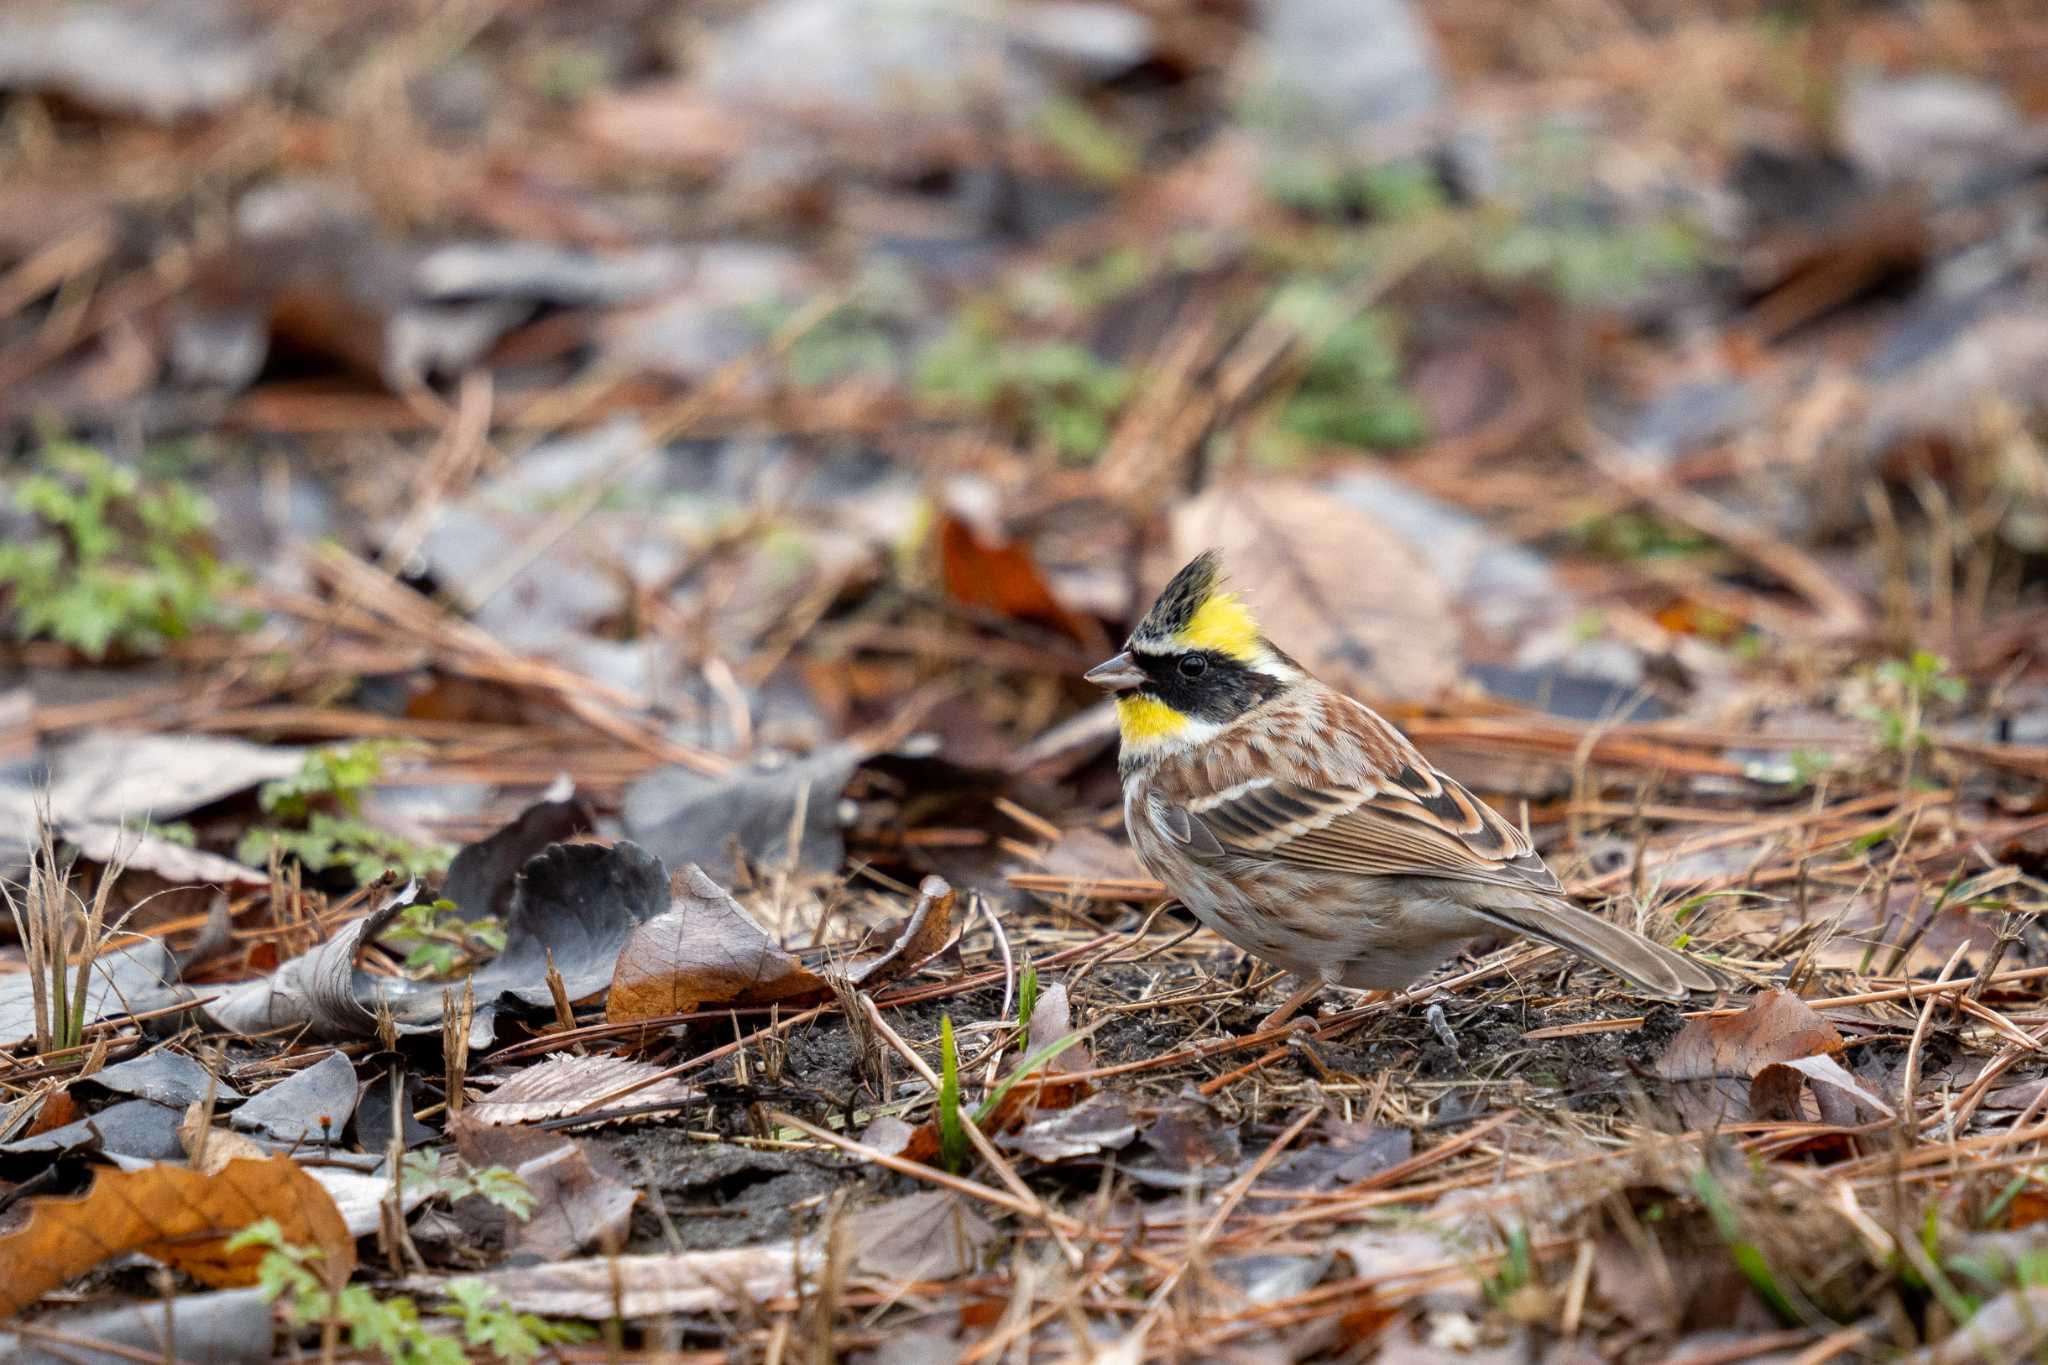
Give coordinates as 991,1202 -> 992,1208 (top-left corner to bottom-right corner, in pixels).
24,1090 -> 80,1138
38,732 -> 303,827
607,867 -> 954,1023
205,841 -> 666,1042
179,1103 -> 271,1175
607,865 -> 829,1022
453,1121 -> 637,1259
938,513 -> 1091,643
849,1190 -> 997,1280
1000,1093 -> 1137,1162
841,875 -> 956,989
406,1244 -> 817,1318
1750,1053 -> 1895,1125
88,1050 -> 241,1108
60,821 -> 268,890
859,1114 -> 919,1156
1655,990 -> 1845,1081
623,744 -> 864,882
1656,989 -> 1847,1128
1000,980 -> 1092,1110
437,793 -> 596,925
230,1050 -> 359,1145
469,1054 -> 699,1127
0,1156 -> 355,1315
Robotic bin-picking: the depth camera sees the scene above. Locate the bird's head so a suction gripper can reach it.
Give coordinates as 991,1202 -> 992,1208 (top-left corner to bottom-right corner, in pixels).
1084,551 -> 1295,751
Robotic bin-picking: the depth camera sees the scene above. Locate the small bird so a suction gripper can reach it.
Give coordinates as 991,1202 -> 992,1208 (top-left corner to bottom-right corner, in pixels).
1085,550 -> 1720,1028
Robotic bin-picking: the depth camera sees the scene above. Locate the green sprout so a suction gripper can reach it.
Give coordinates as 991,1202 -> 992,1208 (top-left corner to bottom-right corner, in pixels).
1017,963 -> 1040,1035
382,900 -> 507,979
0,441 -> 249,658
937,1015 -> 967,1176
237,742 -> 453,885
227,1220 -> 591,1364
400,1154 -> 537,1219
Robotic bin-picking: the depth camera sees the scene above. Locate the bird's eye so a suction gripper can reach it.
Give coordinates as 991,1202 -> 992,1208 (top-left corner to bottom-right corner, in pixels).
1177,654 -> 1208,679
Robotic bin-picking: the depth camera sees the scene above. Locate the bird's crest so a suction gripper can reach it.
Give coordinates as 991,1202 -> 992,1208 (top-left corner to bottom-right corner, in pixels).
1134,551 -> 1262,662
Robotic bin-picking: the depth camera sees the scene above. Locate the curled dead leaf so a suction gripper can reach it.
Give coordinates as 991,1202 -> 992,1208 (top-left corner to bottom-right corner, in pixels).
842,875 -> 956,989
1656,989 -> 1849,1128
0,1156 -> 354,1316
1750,1053 -> 1895,1125
1655,990 -> 1844,1081
607,865 -> 828,1022
606,868 -> 954,1024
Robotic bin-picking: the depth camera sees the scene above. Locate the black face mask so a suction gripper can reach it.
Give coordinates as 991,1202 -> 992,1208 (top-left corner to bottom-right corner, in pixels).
1132,648 -> 1284,723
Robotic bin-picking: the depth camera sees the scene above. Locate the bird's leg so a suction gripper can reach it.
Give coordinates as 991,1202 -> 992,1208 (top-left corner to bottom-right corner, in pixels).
1425,1000 -> 1460,1055
1258,974 -> 1327,1032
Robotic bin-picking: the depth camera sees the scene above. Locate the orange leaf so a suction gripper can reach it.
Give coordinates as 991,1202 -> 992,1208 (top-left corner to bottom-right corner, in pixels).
24,1090 -> 80,1138
0,1155 -> 355,1317
2007,1190 -> 2048,1230
937,515 -> 1086,641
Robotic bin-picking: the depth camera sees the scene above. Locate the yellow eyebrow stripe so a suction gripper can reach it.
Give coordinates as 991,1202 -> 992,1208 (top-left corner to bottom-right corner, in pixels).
1179,592 -> 1260,661
1116,695 -> 1188,746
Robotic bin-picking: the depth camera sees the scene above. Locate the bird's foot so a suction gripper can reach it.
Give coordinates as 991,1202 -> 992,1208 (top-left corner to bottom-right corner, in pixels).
1425,1000 -> 1460,1055
1258,975 -> 1326,1032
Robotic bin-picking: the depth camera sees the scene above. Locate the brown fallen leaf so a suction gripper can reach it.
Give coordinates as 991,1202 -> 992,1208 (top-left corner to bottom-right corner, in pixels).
607,867 -> 954,1024
178,1103 -> 271,1175
452,1120 -> 636,1259
1749,1053 -> 1895,1126
23,1089 -> 80,1138
1656,990 -> 1845,1081
607,865 -> 828,1022
839,874 -> 956,990
999,980 -> 1093,1111
468,1054 -> 699,1127
849,1190 -> 997,1281
1656,989 -> 1848,1128
0,1155 -> 355,1316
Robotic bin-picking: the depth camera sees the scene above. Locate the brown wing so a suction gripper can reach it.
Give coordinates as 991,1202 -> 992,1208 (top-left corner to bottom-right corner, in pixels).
1174,695 -> 1562,896
1152,689 -> 1724,998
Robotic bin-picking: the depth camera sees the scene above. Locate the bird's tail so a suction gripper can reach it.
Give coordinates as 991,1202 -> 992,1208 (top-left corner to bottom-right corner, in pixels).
1471,896 -> 1724,1001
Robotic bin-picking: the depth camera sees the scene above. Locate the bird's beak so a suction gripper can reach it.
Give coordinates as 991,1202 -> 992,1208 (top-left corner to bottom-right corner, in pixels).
1084,651 -> 1145,692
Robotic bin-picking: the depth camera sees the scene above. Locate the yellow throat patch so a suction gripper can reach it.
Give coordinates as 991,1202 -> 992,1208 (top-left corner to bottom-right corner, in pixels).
1179,591 -> 1260,661
1115,694 -> 1187,746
